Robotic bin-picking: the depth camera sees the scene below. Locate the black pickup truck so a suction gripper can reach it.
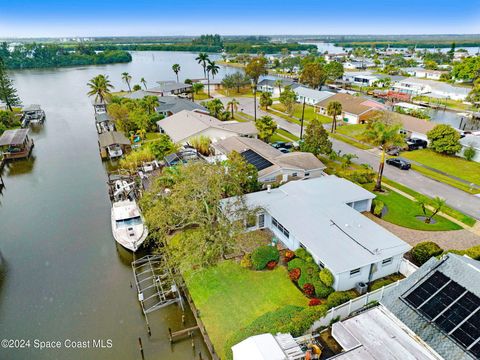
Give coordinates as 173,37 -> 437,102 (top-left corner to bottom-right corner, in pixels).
406,138 -> 428,151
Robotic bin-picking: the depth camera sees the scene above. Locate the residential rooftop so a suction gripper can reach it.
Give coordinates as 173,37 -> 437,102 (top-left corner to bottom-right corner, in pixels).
316,93 -> 382,115
0,128 -> 29,146
155,96 -> 207,115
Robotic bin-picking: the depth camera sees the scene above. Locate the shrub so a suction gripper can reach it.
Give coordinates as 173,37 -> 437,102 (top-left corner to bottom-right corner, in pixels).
308,298 -> 321,306
303,283 -> 315,297
427,124 -> 462,155
240,253 -> 252,268
446,245 -> 480,260
294,248 -> 308,260
289,268 -> 301,281
372,199 -> 385,217
266,260 -> 277,270
319,268 -> 334,287
326,291 -> 354,308
464,146 -> 476,161
284,250 -> 295,262
298,263 -> 320,288
251,245 -> 280,270
312,279 -> 334,298
287,258 -> 305,272
370,279 -> 394,291
411,241 -> 443,265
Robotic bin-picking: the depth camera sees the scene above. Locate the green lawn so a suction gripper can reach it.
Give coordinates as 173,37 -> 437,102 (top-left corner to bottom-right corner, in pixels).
401,149 -> 480,189
185,261 -> 307,359
374,189 -> 462,231
271,103 -> 332,124
276,128 -> 300,141
193,91 -> 211,101
413,96 -> 470,111
329,133 -> 372,150
236,111 -> 255,121
336,124 -> 368,141
217,87 -> 254,97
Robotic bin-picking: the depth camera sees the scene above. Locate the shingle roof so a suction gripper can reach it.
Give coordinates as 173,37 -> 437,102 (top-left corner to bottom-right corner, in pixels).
0,129 -> 29,146
98,131 -> 131,147
95,112 -> 112,123
293,86 -> 335,102
155,96 -> 207,115
316,93 -> 377,115
150,81 -> 192,93
157,110 -> 257,143
222,176 -> 410,273
381,254 -> 480,360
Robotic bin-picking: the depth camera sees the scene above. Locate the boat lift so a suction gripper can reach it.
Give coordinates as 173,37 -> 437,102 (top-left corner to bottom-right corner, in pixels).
132,254 -> 184,316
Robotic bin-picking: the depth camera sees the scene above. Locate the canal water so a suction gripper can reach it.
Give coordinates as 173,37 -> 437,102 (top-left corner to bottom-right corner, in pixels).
0,51 -> 238,360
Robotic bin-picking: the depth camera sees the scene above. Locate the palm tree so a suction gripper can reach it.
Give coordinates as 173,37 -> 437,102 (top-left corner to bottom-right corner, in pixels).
419,196 -> 446,224
196,53 -> 209,78
274,79 -> 283,95
362,113 -> 405,191
142,95 -> 160,115
172,64 -> 181,82
227,98 -> 239,119
87,74 -> 114,104
121,72 -> 132,92
327,101 -> 342,133
206,60 -> 220,97
140,77 -> 147,90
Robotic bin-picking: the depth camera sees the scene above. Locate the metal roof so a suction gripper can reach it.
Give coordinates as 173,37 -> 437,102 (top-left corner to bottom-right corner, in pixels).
0,129 -> 29,146
98,131 -> 131,147
155,96 -> 206,114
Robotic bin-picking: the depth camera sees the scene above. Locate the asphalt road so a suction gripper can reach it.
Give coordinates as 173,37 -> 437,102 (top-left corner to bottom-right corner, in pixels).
219,95 -> 480,220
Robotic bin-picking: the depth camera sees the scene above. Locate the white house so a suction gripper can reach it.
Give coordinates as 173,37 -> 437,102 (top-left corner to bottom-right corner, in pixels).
221,176 -> 411,291
256,78 -> 298,97
157,110 -> 257,144
403,67 -> 448,81
392,78 -> 470,101
342,72 -> 380,87
213,136 -> 326,184
232,333 -> 304,360
293,86 -> 335,106
459,135 -> 480,162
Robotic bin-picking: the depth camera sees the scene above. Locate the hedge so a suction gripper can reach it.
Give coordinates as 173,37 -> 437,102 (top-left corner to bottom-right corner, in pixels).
224,305 -> 328,360
251,245 -> 280,270
326,291 -> 355,308
287,257 -> 333,298
319,268 -> 334,287
411,241 -> 443,265
446,245 -> 480,260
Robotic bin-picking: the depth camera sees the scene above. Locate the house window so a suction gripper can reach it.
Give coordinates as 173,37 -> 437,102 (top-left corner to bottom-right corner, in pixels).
271,216 -> 290,239
318,260 -> 325,269
292,172 -> 298,177
382,257 -> 393,266
258,214 -> 265,228
350,268 -> 361,277
304,172 -> 310,177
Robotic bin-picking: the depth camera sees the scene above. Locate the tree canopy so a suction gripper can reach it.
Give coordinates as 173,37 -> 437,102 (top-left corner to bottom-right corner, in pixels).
255,116 -> 277,142
427,124 -> 462,155
299,63 -> 327,89
300,118 -> 332,156
0,57 -> 21,110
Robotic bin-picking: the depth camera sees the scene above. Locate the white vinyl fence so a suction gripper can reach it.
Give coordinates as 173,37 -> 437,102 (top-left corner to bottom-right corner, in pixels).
309,259 -> 418,331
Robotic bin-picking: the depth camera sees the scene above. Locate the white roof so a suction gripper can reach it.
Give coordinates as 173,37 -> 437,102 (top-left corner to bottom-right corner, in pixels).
112,200 -> 141,220
395,78 -> 470,96
460,135 -> 480,149
395,102 -> 426,110
293,86 -> 335,102
331,306 -> 441,360
232,334 -> 287,360
222,176 -> 410,273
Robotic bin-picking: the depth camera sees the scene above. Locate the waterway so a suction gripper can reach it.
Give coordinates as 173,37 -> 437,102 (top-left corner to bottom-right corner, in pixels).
0,51 -> 239,359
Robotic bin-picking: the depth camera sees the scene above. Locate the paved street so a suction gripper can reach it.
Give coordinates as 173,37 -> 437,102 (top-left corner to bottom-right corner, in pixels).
217,95 -> 480,220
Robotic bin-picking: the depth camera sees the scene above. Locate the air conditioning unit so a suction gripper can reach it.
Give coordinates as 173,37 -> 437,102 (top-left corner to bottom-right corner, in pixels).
356,282 -> 368,295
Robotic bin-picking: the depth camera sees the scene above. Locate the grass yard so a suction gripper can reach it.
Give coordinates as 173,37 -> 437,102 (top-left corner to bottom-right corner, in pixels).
236,111 -> 255,121
336,124 -> 367,142
374,188 -> 462,231
329,132 -> 372,150
217,87 -> 254,97
413,96 -> 470,111
193,90 -> 211,101
271,103 -> 332,124
185,261 -> 307,359
401,149 -> 480,187
276,128 -> 300,141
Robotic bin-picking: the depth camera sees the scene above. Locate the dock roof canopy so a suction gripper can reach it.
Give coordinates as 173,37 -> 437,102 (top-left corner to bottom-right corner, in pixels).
98,131 -> 131,147
0,129 -> 29,146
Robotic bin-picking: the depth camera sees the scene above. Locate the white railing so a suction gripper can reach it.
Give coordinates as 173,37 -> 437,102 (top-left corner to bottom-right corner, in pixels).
309,258 -> 418,331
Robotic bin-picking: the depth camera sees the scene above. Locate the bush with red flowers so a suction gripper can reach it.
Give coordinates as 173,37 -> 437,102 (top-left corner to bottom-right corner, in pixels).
284,250 -> 295,262
289,268 -> 301,281
303,283 -> 315,297
308,298 -> 321,306
266,260 -> 277,270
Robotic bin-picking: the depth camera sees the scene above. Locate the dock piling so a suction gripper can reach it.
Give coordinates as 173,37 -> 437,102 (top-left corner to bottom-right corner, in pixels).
138,337 -> 144,359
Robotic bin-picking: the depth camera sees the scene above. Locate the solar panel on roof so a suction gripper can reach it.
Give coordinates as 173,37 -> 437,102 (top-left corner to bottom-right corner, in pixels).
240,149 -> 273,171
403,271 -> 480,358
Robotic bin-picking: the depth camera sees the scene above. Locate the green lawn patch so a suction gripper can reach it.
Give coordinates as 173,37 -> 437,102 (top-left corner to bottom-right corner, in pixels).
271,103 -> 331,124
329,133 -> 372,150
236,111 -> 254,121
185,261 -> 307,359
276,128 -> 300,141
413,96 -> 470,111
373,189 -> 462,231
401,149 -> 480,189
382,178 -> 476,227
336,124 -> 368,141
193,91 -> 211,101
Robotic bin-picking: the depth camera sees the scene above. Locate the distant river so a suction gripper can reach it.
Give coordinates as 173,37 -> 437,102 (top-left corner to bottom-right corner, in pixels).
0,51 -> 235,359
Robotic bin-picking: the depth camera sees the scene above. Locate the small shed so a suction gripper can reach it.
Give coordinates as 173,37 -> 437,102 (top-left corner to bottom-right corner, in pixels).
98,131 -> 131,159
94,113 -> 115,134
0,128 -> 34,160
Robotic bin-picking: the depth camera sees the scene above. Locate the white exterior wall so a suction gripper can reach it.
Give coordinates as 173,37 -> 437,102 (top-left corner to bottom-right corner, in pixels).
295,95 -> 318,106
176,128 -> 256,145
342,112 -> 360,124
259,168 -> 324,184
347,198 -> 372,212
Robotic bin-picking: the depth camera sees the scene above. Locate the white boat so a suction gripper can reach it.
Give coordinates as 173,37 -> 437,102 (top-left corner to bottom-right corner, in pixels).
111,200 -> 148,252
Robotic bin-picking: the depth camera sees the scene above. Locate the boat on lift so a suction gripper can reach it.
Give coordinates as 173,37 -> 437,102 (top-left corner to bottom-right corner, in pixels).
111,200 -> 148,252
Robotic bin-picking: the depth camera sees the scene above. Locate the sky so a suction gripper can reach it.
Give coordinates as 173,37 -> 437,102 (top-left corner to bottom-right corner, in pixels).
0,0 -> 479,38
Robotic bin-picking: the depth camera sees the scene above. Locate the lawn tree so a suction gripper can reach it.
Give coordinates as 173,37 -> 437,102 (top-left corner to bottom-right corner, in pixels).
340,153 -> 359,169
140,77 -> 147,90
196,52 -> 210,78
172,63 -> 181,82
201,98 -> 225,118
227,98 -> 239,119
0,57 -> 21,111
206,60 -> 219,97
274,79 -> 283,95
299,62 -> 327,89
324,61 -> 344,82
279,85 -> 297,115
259,91 -> 273,110
245,57 -> 268,121
140,161 -> 253,272
427,124 -> 462,155
452,56 -> 480,82
149,134 -> 177,159
222,72 -> 249,94
255,115 -> 277,142
362,112 -> 405,191
121,72 -> 132,92
224,151 -> 259,195
419,196 -> 446,224
300,118 -> 332,156
327,101 -> 342,133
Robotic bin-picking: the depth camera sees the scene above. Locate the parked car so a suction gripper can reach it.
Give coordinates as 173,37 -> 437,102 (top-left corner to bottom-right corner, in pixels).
386,158 -> 411,170
406,138 -> 428,151
387,146 -> 402,156
271,141 -> 293,150
278,147 -> 290,154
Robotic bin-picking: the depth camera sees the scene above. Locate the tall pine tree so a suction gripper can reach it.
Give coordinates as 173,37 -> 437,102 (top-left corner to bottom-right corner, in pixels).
0,57 -> 21,111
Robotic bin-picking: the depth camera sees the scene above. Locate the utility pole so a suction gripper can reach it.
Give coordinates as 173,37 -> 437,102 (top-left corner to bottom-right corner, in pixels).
300,97 -> 306,140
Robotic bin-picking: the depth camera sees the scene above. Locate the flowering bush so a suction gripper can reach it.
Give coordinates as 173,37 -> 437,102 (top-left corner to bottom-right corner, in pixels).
284,250 -> 295,262
266,260 -> 277,270
303,283 -> 315,297
289,268 -> 301,281
251,245 -> 280,270
308,298 -> 321,306
240,253 -> 252,268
